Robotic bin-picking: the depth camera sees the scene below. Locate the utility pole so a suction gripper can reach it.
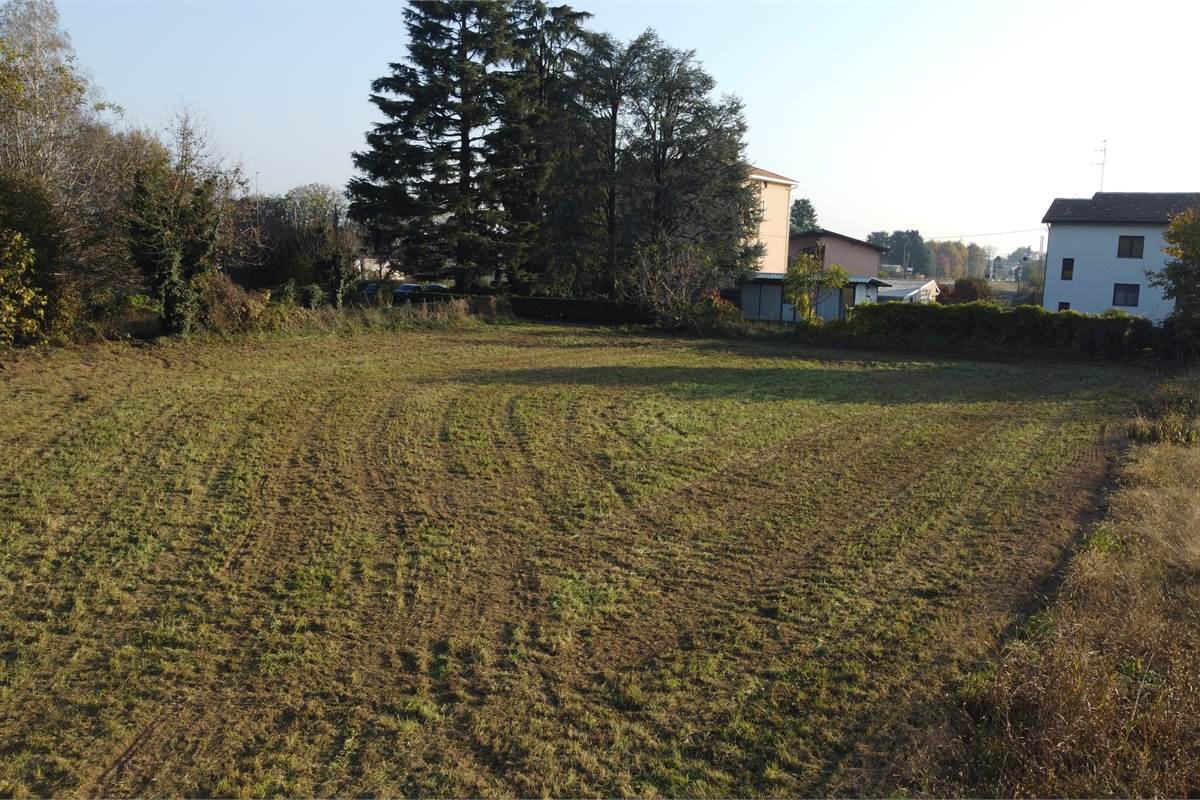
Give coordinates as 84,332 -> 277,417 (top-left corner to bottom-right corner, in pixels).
1094,139 -> 1108,192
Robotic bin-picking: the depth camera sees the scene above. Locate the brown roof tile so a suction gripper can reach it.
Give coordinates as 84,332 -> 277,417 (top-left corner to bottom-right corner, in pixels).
748,165 -> 798,184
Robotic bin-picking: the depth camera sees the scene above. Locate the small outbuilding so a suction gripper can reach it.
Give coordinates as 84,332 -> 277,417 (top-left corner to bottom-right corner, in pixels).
876,278 -> 940,304
740,272 -> 890,323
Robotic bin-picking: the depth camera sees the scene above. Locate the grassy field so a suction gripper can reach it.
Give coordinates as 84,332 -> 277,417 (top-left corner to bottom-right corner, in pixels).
0,323 -> 1150,797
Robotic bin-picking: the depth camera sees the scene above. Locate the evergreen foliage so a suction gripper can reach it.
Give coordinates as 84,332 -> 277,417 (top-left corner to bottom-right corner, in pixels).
789,198 -> 818,234
127,150 -> 224,336
349,0 -> 511,290
350,2 -> 762,299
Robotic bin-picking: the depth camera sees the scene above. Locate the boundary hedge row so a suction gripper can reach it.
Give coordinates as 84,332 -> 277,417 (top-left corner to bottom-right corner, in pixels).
508,296 -> 651,325
825,302 -> 1159,359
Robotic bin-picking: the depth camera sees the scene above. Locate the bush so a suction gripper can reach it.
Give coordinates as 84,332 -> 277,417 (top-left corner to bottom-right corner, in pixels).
941,276 -> 993,304
686,289 -> 749,335
0,229 -> 46,346
301,283 -> 327,309
200,273 -> 268,334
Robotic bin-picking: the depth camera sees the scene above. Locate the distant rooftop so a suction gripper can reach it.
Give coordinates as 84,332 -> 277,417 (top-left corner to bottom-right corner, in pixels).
878,279 -> 939,300
1043,192 -> 1200,225
748,165 -> 798,185
790,228 -> 890,252
880,279 -> 937,290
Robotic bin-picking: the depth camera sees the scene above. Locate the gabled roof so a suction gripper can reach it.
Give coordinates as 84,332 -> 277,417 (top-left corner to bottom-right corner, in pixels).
1042,192 -> 1200,224
748,165 -> 798,186
790,228 -> 890,252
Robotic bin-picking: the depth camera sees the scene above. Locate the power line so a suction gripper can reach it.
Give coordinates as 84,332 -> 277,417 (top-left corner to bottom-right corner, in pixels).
927,226 -> 1045,239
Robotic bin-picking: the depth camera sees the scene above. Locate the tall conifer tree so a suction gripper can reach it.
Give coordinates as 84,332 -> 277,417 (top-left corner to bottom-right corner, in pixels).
493,1 -> 591,294
349,1 -> 509,288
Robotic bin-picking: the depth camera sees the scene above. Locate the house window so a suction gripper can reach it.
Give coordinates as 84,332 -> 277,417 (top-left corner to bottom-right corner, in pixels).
1112,283 -> 1140,307
1058,301 -> 1071,311
1117,235 -> 1144,258
1060,257 -> 1074,280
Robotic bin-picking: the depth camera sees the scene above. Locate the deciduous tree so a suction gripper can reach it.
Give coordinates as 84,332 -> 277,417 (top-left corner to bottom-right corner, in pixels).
623,40 -> 761,281
1149,206 -> 1200,318
620,239 -> 719,327
784,250 -> 848,322
0,227 -> 45,344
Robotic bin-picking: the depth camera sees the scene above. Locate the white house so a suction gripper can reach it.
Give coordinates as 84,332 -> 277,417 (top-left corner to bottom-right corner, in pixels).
1041,192 -> 1200,322
877,279 -> 940,304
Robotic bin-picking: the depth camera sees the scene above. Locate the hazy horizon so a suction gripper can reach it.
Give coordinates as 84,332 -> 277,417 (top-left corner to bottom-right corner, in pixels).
59,0 -> 1200,257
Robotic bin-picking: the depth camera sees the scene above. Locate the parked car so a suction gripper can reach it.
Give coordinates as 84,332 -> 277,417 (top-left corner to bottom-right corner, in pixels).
392,283 -> 424,302
423,283 -> 450,294
358,282 -> 381,303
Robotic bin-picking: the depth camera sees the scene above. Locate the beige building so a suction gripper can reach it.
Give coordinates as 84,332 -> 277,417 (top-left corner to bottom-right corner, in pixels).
741,224 -> 897,323
749,166 -> 798,273
786,229 -> 888,276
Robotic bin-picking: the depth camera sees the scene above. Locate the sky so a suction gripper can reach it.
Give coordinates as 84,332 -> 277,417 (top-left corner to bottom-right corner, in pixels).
57,0 -> 1200,256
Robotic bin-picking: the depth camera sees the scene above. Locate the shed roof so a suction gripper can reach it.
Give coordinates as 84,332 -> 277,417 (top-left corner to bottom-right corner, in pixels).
878,279 -> 939,299
748,272 -> 891,287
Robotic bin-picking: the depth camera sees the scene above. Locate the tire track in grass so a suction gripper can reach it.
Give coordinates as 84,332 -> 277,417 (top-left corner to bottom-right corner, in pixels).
466,402 -> 1028,793
81,369 -> 453,800
6,382 -> 312,793
810,413 -> 1121,793
0,328 -> 1143,798
320,366 -> 891,792
560,403 -> 1009,669
420,402 -> 961,792
323,360 -> 999,793
625,403 -> 1113,796
65,389 -> 324,797
83,398 -> 354,794
0,381 -> 275,795
57,359 -> 364,796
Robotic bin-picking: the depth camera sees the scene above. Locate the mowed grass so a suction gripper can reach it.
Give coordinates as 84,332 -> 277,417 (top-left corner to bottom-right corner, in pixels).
0,324 -> 1149,797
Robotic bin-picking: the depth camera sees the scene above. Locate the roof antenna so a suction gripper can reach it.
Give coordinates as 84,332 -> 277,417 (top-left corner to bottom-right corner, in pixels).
1093,139 -> 1107,192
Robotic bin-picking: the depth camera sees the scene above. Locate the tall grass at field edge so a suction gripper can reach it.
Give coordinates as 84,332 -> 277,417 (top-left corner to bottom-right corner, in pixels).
899,371 -> 1200,798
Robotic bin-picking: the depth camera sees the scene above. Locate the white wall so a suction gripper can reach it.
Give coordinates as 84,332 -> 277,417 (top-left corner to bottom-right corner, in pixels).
852,283 -> 878,305
1042,223 -> 1174,321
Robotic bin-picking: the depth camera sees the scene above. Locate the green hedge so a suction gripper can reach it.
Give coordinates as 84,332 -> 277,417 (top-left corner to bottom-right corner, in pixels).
826,302 -> 1157,359
509,296 -> 650,325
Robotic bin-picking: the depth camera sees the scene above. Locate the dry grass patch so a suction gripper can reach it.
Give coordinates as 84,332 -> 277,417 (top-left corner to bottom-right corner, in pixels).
900,371 -> 1200,797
